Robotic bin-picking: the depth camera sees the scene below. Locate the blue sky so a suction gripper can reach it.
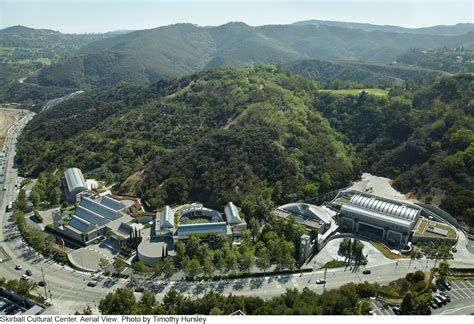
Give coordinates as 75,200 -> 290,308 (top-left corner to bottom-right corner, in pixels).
0,0 -> 472,33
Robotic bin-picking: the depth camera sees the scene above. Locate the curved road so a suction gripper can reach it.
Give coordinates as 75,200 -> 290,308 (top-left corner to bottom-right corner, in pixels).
0,109 -> 473,314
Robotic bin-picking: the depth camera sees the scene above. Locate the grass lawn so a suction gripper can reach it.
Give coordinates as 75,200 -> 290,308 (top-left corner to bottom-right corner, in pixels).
320,88 -> 388,96
414,219 -> 457,239
322,260 -> 349,269
370,241 -> 410,260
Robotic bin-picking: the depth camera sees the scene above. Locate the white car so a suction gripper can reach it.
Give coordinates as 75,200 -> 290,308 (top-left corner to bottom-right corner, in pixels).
21,274 -> 30,280
316,279 -> 326,284
15,264 -> 22,270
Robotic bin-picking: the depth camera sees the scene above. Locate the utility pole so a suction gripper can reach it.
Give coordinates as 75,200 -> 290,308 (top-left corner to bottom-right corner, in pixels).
323,268 -> 327,293
41,267 -> 47,300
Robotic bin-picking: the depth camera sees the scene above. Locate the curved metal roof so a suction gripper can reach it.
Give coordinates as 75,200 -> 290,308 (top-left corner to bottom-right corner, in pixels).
64,168 -> 87,194
349,194 -> 420,222
225,202 -> 242,225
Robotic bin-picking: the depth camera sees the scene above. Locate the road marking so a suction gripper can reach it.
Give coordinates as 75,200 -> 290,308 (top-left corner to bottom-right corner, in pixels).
56,286 -> 75,300
450,290 -> 463,299
440,304 -> 474,315
458,281 -> 469,289
457,289 -> 470,298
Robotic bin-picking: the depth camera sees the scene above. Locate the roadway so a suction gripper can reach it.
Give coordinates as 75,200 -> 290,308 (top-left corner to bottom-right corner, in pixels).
0,110 -> 473,314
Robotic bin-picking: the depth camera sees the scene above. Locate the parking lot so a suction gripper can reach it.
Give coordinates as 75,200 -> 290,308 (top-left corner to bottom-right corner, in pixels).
370,298 -> 395,315
432,280 -> 474,315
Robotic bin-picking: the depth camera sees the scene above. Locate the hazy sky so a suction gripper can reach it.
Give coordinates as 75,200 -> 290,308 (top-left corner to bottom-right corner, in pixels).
1,0 -> 472,33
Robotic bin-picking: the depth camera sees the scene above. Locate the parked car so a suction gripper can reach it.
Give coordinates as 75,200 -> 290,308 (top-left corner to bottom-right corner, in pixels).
87,280 -> 98,287
14,264 -> 22,270
38,281 -> 47,287
442,282 -> 452,290
25,270 -> 32,276
433,297 -> 443,307
363,270 -> 371,275
134,287 -> 145,292
21,274 -> 30,280
431,301 -> 438,309
437,295 -> 448,304
392,306 -> 401,315
316,279 -> 326,284
440,293 -> 451,302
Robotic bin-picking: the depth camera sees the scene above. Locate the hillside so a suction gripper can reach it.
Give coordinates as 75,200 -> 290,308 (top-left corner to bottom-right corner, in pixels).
0,25 -> 119,102
397,48 -> 474,73
34,22 -> 474,89
312,74 -> 474,230
17,66 -> 355,209
293,20 -> 474,36
279,59 -> 446,88
17,67 -> 473,230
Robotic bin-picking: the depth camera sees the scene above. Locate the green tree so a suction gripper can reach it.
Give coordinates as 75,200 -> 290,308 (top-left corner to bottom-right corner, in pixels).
248,217 -> 260,242
209,307 -> 225,315
99,257 -> 110,273
240,249 -> 256,273
202,253 -> 214,275
401,292 -> 414,315
49,187 -> 61,206
17,188 -> 27,211
162,257 -> 175,280
187,258 -> 202,279
256,246 -> 271,274
139,291 -> 156,314
132,260 -> 148,276
437,261 -> 452,283
30,188 -> 41,208
99,288 -> 136,315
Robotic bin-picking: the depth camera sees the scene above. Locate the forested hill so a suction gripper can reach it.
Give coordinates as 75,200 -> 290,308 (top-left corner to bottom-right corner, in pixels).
16,67 -> 474,230
397,48 -> 474,73
17,66 -> 355,209
0,25 -> 123,103
279,59 -> 446,88
34,22 -> 474,89
312,74 -> 474,230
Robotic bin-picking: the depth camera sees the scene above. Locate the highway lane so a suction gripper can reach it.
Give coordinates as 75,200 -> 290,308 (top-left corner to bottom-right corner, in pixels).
0,108 -> 473,314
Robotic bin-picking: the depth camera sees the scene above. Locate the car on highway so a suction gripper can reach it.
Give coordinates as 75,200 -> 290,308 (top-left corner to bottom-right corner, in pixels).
25,270 -> 32,276
316,279 -> 326,284
14,264 -> 22,270
87,280 -> 98,287
362,270 -> 371,275
21,274 -> 30,280
38,281 -> 47,287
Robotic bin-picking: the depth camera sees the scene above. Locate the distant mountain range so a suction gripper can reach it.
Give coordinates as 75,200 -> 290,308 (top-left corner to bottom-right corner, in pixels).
292,20 -> 474,36
30,22 -> 473,89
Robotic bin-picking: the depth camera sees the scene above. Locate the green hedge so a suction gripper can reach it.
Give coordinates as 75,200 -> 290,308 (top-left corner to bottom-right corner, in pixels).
33,209 -> 43,223
188,267 -> 313,281
13,210 -> 68,265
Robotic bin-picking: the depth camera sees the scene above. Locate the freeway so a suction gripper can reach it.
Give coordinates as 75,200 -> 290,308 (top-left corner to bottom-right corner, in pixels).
0,109 -> 473,315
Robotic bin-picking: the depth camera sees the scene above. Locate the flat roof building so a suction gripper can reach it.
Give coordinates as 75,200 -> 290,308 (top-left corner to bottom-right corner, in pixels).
53,195 -> 142,245
331,190 -> 422,246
